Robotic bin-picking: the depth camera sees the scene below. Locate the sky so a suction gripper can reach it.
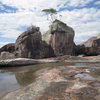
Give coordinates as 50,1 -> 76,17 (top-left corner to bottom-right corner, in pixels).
0,0 -> 100,47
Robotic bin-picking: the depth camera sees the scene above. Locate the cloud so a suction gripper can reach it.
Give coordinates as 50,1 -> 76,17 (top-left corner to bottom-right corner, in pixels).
0,12 -> 48,37
1,0 -> 95,12
0,0 -> 64,12
59,8 -> 100,43
95,1 -> 100,5
0,8 -> 100,44
0,0 -> 99,47
68,0 -> 93,7
0,41 -> 10,47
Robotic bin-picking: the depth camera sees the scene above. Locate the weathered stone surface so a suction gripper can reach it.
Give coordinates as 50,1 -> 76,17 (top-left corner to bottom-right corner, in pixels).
15,26 -> 54,59
76,37 -> 100,56
49,20 -> 75,56
0,58 -> 58,66
40,41 -> 54,58
0,52 -> 15,60
84,37 -> 100,56
0,21 -> 76,59
75,45 -> 85,56
42,30 -> 52,45
0,43 -> 15,54
1,64 -> 100,100
0,43 -> 15,59
15,26 -> 42,58
69,87 -> 98,100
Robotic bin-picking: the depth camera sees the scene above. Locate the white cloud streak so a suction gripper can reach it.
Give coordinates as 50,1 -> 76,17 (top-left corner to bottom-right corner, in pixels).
0,0 -> 64,12
68,0 -> 93,7
95,1 -> 100,5
0,0 -> 100,46
0,42 -> 10,48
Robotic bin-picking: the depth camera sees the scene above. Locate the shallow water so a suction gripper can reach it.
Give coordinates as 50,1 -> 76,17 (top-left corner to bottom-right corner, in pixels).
0,62 -> 100,98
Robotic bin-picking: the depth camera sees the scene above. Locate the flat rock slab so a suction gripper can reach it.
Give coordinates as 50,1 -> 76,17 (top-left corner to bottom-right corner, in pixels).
65,59 -> 100,63
0,58 -> 59,66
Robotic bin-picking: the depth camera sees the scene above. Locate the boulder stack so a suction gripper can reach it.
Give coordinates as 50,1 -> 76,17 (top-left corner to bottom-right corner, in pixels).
14,20 -> 76,59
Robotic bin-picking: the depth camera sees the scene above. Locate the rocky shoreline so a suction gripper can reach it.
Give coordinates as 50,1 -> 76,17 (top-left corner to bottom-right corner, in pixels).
1,60 -> 100,100
0,58 -> 59,67
0,56 -> 100,100
0,20 -> 100,100
0,56 -> 100,67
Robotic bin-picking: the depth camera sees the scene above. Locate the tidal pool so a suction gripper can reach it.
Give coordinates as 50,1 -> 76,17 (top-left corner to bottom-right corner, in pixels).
0,62 -> 100,98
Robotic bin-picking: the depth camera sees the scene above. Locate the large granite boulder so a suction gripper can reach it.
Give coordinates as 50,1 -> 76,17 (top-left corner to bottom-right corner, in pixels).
76,37 -> 100,56
15,26 -> 42,58
0,20 -> 76,59
0,43 -> 15,54
40,41 -> 54,58
15,25 -> 54,59
48,20 -> 75,56
75,45 -> 85,56
0,43 -> 15,59
0,51 -> 15,60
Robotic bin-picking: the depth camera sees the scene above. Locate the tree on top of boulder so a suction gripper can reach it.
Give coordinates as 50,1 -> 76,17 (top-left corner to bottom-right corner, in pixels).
42,8 -> 58,22
42,8 -> 63,24
42,8 -> 57,14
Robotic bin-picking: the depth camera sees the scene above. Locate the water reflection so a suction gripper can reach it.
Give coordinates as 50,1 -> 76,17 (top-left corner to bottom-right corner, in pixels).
0,73 -> 20,98
15,71 -> 35,86
0,62 -> 69,97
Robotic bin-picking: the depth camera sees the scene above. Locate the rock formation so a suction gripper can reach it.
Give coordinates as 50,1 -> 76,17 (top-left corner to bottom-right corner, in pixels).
0,43 -> 15,54
15,25 -> 54,59
76,37 -> 100,56
43,20 -> 75,56
0,43 -> 15,59
15,26 -> 42,58
0,20 -> 76,59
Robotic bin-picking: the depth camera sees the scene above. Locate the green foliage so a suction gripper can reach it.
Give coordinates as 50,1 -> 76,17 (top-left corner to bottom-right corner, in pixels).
42,8 -> 57,14
42,8 -> 57,22
53,19 -> 64,24
42,8 -> 63,24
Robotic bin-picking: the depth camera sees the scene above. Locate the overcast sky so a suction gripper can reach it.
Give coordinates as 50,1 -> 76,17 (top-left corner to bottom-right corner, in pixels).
0,0 -> 100,47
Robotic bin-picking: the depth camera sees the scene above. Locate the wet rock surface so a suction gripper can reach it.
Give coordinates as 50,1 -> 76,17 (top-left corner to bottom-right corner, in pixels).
1,63 -> 100,100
